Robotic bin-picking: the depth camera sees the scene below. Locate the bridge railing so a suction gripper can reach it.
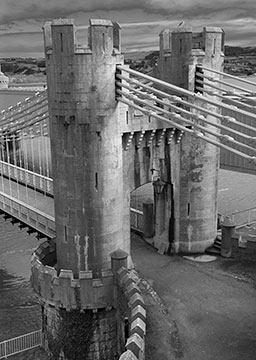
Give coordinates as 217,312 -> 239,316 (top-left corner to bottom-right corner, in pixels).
229,207 -> 256,228
130,207 -> 144,234
0,329 -> 42,359
0,191 -> 55,238
0,161 -> 53,195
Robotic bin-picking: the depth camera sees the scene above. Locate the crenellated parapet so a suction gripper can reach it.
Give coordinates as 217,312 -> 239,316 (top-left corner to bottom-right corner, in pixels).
31,241 -> 114,310
156,26 -> 224,91
115,267 -> 146,360
43,18 -> 121,56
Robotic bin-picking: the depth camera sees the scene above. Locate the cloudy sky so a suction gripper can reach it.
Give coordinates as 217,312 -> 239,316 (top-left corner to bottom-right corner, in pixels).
0,0 -> 256,58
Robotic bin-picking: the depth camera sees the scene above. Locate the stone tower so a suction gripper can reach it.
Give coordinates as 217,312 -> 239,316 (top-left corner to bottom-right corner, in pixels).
155,26 -> 224,252
31,19 -> 129,360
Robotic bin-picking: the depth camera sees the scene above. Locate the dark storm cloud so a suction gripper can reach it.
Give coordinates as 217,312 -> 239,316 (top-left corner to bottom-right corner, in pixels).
1,0 -> 256,56
1,0 -> 256,24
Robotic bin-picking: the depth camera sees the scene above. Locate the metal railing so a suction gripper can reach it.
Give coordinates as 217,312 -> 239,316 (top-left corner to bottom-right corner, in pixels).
229,207 -> 256,228
130,207 -> 144,233
0,161 -> 53,195
0,191 -> 55,238
0,329 -> 42,359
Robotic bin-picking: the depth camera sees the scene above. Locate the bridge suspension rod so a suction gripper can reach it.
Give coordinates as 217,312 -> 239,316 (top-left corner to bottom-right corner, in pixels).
195,70 -> 256,99
117,95 -> 256,164
117,88 -> 256,154
0,105 -> 48,128
0,95 -> 47,125
195,79 -> 256,113
197,65 -> 256,89
0,113 -> 49,134
116,66 -> 256,121
116,73 -> 256,134
0,90 -> 47,117
117,80 -> 256,143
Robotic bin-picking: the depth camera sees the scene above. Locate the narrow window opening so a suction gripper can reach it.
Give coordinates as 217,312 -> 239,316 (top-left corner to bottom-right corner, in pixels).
126,111 -> 129,124
180,39 -> 182,53
124,317 -> 129,342
213,38 -> 216,55
187,203 -> 190,217
60,33 -> 63,52
64,226 -> 68,243
95,172 -> 98,191
102,33 -> 105,52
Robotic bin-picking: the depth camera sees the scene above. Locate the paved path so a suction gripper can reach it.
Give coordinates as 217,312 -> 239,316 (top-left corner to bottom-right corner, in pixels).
132,234 -> 256,360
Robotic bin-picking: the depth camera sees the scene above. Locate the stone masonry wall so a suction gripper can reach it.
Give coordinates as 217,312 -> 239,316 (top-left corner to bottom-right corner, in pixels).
231,233 -> 256,261
116,267 -> 146,360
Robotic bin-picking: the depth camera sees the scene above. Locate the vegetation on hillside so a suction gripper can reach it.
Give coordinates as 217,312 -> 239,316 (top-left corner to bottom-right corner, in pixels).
1,45 -> 256,84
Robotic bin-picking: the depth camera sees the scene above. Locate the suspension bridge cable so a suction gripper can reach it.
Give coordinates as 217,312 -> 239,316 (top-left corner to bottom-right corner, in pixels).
116,74 -> 256,134
117,89 -> 256,154
195,79 -> 256,112
118,95 -> 256,164
197,65 -> 256,89
0,101 -> 48,128
195,71 -> 256,101
117,80 -> 256,143
116,66 -> 256,121
0,90 -> 47,117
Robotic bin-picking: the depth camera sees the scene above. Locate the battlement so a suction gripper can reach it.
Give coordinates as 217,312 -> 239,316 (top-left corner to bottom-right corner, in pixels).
31,252 -> 114,310
43,18 -> 121,56
159,26 -> 224,57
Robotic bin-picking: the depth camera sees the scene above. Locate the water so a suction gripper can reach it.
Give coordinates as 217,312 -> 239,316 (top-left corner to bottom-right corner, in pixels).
0,218 -> 45,342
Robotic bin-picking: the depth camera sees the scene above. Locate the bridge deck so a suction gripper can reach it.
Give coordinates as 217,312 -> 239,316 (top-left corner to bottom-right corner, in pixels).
0,177 -> 55,238
0,177 -> 54,216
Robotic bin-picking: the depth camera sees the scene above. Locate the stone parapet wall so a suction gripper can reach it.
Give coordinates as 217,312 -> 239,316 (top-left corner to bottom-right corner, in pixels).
231,233 -> 256,261
116,267 -> 146,360
31,240 -> 114,310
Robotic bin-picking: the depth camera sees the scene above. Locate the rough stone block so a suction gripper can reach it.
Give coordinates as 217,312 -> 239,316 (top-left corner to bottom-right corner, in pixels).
124,282 -> 140,298
58,274 -> 77,309
128,293 -> 145,309
131,305 -> 146,323
119,350 -> 138,359
130,317 -> 146,338
126,333 -> 144,359
119,272 -> 133,288
79,270 -> 93,279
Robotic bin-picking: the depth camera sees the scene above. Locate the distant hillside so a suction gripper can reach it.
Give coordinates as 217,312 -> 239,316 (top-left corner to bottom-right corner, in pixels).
123,51 -> 155,61
224,46 -> 256,57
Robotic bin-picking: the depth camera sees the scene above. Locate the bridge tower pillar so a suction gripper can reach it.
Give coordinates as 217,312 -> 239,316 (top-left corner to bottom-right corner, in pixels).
32,19 -> 129,359
156,26 -> 224,252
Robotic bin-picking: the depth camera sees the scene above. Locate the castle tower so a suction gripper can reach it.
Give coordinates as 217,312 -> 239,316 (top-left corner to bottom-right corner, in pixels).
156,26 -> 224,252
31,19 -> 129,359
